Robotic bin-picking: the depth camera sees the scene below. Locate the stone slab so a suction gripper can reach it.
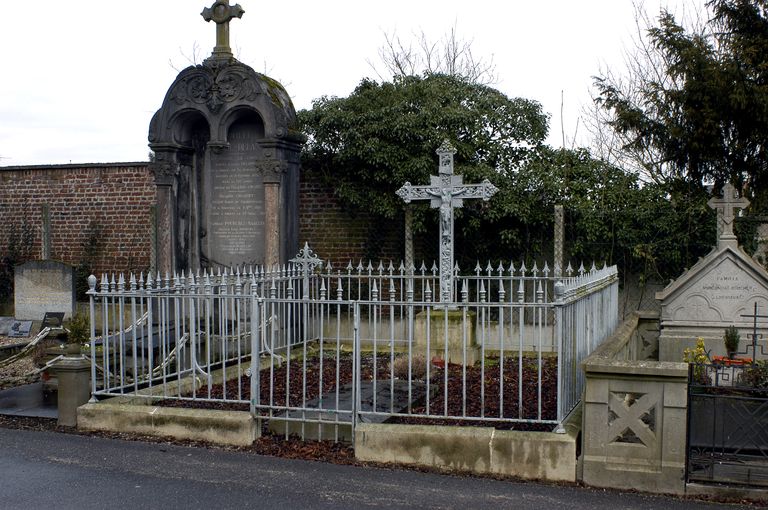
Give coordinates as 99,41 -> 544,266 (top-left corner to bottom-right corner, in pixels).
413,309 -> 478,365
204,122 -> 266,267
77,402 -> 257,446
7,321 -> 32,338
354,422 -> 577,482
14,260 -> 75,321
0,317 -> 32,337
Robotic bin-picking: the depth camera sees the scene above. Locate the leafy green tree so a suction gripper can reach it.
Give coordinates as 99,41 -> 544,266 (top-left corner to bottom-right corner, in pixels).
299,74 -> 548,259
593,0 -> 768,213
482,146 -> 713,279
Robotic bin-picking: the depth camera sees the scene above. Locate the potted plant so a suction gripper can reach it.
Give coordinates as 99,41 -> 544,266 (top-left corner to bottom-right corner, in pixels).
724,325 -> 741,360
63,312 -> 89,356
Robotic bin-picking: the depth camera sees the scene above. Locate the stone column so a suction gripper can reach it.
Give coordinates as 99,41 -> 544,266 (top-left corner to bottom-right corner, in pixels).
554,205 -> 564,277
41,204 -> 51,260
404,207 -> 414,272
150,151 -> 179,275
263,183 -> 280,267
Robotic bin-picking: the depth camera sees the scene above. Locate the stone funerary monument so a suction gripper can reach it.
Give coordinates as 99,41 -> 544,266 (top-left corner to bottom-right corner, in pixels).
656,183 -> 768,360
149,1 -> 303,274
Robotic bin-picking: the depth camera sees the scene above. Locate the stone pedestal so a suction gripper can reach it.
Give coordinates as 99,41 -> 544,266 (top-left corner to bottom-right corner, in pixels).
413,309 -> 478,366
51,356 -> 91,427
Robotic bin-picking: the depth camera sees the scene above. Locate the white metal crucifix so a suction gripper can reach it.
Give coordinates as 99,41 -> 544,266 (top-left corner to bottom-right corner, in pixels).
396,140 -> 499,303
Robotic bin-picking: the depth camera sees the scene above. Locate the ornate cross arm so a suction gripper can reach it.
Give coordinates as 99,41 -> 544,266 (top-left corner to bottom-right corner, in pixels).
708,182 -> 749,247
453,179 -> 499,201
396,183 -> 439,204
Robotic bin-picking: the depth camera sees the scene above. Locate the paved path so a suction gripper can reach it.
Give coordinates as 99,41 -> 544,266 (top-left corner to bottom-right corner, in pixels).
0,382 -> 56,418
0,427 -> 749,509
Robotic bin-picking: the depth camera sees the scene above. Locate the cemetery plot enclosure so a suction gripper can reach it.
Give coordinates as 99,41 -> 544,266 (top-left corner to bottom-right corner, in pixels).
86,255 -> 618,439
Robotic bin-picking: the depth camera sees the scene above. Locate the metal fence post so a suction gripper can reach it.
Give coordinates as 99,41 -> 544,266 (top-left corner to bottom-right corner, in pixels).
87,275 -> 98,403
352,301 -> 360,443
250,296 -> 261,417
553,280 -> 565,431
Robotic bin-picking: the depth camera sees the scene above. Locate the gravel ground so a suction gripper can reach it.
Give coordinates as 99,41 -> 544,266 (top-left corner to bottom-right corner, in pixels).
0,335 -> 40,389
0,335 -> 30,347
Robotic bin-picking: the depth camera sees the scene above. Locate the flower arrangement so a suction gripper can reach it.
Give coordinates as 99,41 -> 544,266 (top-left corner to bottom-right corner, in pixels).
683,337 -> 709,385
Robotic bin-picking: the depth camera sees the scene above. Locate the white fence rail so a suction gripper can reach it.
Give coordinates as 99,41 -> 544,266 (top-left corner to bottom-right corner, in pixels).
87,259 -> 618,439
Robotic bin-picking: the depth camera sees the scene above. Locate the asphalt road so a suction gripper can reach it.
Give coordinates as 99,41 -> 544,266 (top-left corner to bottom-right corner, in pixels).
0,428 -> 749,509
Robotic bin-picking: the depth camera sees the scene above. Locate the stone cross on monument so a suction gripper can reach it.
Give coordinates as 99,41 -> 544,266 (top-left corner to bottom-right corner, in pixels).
708,183 -> 749,249
396,140 -> 499,303
201,0 -> 245,60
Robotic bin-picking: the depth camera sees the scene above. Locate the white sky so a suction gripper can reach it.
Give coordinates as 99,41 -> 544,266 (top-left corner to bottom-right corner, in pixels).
0,0 -> 705,166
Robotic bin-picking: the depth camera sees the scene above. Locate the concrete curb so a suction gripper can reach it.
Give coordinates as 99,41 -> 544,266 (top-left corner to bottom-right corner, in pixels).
77,402 -> 257,446
354,422 -> 577,482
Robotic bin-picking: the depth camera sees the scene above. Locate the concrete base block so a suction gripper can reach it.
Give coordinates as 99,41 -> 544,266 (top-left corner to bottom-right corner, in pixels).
354,423 -> 577,482
582,456 -> 685,495
77,403 -> 258,446
414,310 -> 478,366
52,355 -> 91,427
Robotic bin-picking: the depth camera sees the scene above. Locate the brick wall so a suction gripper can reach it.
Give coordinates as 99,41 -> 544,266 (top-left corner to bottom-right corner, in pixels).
0,163 -> 155,275
0,163 -> 404,278
298,171 -> 402,267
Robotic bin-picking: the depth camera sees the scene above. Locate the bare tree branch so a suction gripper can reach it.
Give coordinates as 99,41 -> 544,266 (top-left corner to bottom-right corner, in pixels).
584,0 -> 710,183
368,24 -> 497,85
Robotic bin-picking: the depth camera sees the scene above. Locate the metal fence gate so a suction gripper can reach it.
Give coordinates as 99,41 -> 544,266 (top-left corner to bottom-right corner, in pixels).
687,362 -> 768,487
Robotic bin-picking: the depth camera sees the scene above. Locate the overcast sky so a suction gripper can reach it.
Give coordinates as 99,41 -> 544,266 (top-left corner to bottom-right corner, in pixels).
0,0 -> 705,166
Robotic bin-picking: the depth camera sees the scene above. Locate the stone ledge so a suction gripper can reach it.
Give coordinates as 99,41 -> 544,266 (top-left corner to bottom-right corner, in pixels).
354,422 -> 577,482
77,402 -> 257,446
686,482 -> 768,503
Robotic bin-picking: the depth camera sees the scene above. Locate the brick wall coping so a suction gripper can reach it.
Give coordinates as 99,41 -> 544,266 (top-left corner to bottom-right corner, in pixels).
0,162 -> 148,171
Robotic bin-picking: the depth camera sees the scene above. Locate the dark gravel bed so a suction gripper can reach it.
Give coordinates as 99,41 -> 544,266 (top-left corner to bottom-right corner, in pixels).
160,355 -> 559,431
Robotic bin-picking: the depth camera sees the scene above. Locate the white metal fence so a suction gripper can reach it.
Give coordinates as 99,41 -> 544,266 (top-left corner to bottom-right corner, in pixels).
86,255 -> 618,440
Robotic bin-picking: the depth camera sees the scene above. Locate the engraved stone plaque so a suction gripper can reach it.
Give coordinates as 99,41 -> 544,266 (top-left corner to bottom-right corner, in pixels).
664,256 -> 768,325
14,261 -> 76,321
204,121 -> 265,267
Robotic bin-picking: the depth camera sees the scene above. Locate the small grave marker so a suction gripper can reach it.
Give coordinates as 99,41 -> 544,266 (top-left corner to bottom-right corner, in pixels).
7,320 -> 32,338
41,312 -> 65,330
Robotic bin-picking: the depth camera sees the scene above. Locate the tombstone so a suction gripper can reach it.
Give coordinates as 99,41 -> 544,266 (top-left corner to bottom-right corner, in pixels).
148,1 -> 303,274
656,184 -> 768,361
14,260 -> 76,321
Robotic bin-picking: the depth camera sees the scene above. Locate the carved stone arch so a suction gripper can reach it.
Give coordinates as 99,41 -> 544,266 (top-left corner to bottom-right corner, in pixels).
218,106 -> 265,143
168,109 -> 213,150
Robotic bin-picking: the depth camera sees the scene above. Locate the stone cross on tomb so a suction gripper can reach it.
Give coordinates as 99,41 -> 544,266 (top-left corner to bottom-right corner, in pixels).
708,183 -> 749,248
396,140 -> 499,303
201,0 -> 245,60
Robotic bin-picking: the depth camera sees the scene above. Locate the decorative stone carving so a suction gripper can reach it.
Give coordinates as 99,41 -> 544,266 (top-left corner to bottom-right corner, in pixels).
396,139 -> 498,303
147,1 -> 304,274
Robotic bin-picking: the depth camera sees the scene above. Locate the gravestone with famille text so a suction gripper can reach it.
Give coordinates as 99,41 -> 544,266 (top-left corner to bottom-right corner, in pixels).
656,184 -> 768,361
